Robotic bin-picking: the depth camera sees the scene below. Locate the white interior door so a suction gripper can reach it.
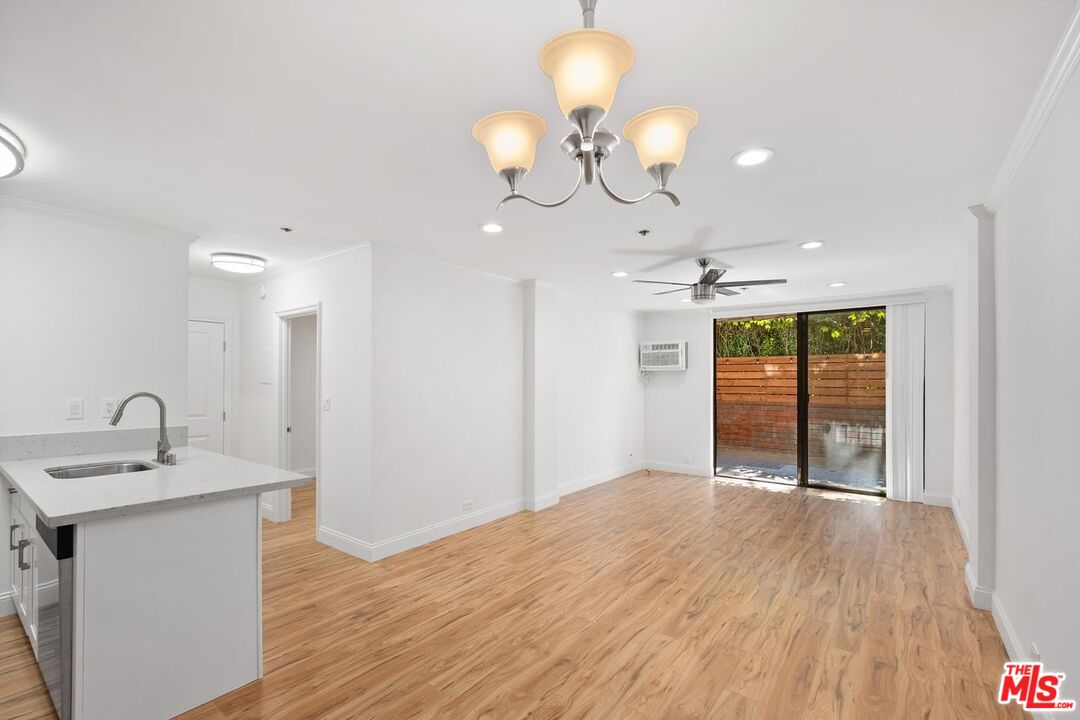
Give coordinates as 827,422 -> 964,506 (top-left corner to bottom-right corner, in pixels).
187,320 -> 226,453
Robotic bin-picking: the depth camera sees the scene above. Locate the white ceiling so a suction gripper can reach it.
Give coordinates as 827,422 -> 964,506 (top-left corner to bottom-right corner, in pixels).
1,0 -> 1073,309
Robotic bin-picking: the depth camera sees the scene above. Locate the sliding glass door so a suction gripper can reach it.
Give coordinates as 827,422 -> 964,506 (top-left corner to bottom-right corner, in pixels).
806,310 -> 887,492
714,308 -> 886,495
714,316 -> 798,484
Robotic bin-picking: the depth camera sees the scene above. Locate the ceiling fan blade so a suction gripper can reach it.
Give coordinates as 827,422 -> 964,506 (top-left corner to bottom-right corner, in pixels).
632,280 -> 693,286
712,279 -> 787,288
716,287 -> 740,296
700,269 -> 721,285
653,287 -> 691,296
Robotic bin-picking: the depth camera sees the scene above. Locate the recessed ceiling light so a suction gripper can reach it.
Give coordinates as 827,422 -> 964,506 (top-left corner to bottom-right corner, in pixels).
800,240 -> 824,250
828,281 -> 846,288
211,253 -> 266,274
732,147 -> 774,167
0,122 -> 27,179
680,297 -> 692,303
612,271 -> 628,278
480,222 -> 503,234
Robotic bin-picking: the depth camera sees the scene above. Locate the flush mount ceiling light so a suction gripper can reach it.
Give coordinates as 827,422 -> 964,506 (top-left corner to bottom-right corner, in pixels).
480,222 -> 504,233
211,253 -> 266,274
828,281 -> 847,288
0,122 -> 27,179
732,147 -> 773,167
612,271 -> 628,278
472,0 -> 698,210
799,240 -> 825,250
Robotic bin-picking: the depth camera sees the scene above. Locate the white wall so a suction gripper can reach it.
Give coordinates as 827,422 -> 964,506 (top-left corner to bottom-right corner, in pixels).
556,291 -> 645,494
237,246 -> 373,542
370,245 -> 524,547
0,202 -> 189,614
642,296 -> 955,488
641,310 -> 715,476
188,276 -> 241,453
990,55 -> 1080,681
0,205 -> 189,435
287,314 -> 317,472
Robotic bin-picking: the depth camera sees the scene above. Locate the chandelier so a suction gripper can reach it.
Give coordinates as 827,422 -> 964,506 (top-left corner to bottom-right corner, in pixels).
472,0 -> 698,210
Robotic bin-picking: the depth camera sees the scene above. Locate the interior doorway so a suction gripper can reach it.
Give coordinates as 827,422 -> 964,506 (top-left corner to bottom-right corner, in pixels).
270,306 -> 321,523
713,308 -> 887,495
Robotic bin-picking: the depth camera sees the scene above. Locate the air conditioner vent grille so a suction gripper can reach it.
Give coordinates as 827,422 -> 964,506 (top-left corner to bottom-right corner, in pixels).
639,341 -> 687,371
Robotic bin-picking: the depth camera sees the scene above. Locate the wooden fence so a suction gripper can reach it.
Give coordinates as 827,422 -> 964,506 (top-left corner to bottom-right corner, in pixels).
715,354 -> 885,452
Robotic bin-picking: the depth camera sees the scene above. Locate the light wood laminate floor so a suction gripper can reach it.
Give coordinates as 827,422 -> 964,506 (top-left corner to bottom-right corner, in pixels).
0,471 -> 1022,719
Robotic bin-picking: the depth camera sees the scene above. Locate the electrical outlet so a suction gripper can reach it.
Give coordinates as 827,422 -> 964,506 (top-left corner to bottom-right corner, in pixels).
684,455 -> 691,464
66,398 -> 84,420
321,396 -> 331,412
1031,642 -> 1041,661
462,500 -> 473,512
101,398 -> 117,419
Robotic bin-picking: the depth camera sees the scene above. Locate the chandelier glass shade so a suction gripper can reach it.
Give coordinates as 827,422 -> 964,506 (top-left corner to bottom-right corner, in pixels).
538,29 -> 635,117
472,111 -> 548,173
622,106 -> 699,170
472,0 -> 697,210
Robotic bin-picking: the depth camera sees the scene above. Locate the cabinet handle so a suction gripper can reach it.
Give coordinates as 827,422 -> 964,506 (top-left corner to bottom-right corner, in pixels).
9,524 -> 18,551
17,539 -> 30,571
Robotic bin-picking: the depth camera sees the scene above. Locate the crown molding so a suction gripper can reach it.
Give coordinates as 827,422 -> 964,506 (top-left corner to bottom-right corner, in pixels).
984,5 -> 1080,211
0,194 -> 195,242
247,241 -> 373,284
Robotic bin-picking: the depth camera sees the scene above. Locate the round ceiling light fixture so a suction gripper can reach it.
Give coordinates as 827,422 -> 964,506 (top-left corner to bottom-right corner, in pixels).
828,281 -> 847,288
732,147 -> 774,167
612,271 -> 628,278
211,253 -> 267,274
0,122 -> 27,179
480,222 -> 504,233
799,240 -> 824,250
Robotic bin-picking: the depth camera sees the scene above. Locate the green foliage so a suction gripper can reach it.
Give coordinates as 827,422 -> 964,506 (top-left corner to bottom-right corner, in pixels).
809,310 -> 886,354
714,309 -> 886,357
714,316 -> 796,357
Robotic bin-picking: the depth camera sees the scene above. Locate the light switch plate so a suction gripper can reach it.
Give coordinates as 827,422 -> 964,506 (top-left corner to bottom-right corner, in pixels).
66,398 -> 84,420
321,396 -> 331,411
101,398 -> 117,419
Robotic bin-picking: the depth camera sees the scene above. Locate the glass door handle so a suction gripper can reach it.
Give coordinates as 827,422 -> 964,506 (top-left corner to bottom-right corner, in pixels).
9,523 -> 18,551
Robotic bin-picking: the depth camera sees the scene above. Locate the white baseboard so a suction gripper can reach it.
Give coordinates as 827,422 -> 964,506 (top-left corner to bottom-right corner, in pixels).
643,461 -> 713,477
921,491 -> 952,507
557,462 -> 644,497
951,497 -> 973,557
317,496 -> 525,563
991,591 -> 1024,662
525,490 -> 560,512
965,562 -> 993,611
0,589 -> 13,618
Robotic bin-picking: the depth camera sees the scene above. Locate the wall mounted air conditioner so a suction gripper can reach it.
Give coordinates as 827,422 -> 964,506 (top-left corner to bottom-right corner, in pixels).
639,341 -> 687,371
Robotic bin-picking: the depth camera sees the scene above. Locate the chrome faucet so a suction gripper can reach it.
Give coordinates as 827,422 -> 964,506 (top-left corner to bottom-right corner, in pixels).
109,391 -> 177,465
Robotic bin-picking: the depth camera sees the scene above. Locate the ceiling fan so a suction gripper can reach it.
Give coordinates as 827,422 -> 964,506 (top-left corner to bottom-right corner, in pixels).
633,258 -> 787,304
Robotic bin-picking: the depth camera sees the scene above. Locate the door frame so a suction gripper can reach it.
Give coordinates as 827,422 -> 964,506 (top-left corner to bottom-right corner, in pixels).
712,307 -> 887,497
188,316 -> 232,455
273,304 -> 322,524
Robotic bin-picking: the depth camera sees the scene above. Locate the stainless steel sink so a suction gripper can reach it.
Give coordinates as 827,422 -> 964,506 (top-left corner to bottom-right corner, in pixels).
44,460 -> 157,479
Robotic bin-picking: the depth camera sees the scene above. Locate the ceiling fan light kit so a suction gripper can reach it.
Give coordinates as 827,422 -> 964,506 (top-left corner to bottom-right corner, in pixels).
472,0 -> 698,210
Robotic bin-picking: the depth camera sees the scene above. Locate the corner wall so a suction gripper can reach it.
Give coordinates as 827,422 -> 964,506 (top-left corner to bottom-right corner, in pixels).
988,46 -> 1080,682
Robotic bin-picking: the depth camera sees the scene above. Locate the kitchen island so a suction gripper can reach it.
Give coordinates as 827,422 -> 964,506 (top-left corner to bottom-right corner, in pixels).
0,446 -> 311,720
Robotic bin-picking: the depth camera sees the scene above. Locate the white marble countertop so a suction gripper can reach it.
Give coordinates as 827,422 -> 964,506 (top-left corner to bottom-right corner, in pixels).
0,447 -> 312,527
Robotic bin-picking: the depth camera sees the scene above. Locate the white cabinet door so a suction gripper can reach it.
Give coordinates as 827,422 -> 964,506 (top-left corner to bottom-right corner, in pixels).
187,320 -> 227,453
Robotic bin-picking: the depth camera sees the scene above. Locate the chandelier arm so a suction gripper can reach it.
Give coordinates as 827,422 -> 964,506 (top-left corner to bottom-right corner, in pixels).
496,160 -> 584,210
596,159 -> 681,207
